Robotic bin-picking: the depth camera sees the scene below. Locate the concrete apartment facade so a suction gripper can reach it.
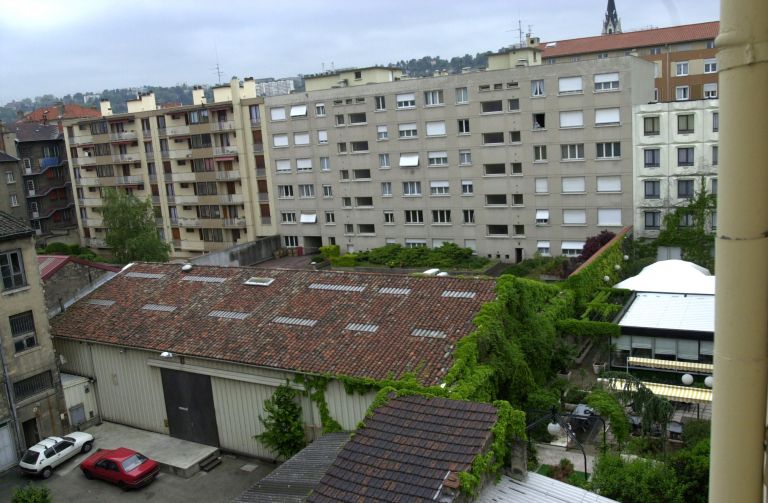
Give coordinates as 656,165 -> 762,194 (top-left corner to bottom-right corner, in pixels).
0,152 -> 27,224
0,212 -> 67,467
263,56 -> 653,260
633,99 -> 719,238
62,79 -> 275,258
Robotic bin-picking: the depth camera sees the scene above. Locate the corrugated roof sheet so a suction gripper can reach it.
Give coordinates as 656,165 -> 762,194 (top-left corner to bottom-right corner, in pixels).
618,293 -> 713,332
479,473 -> 619,502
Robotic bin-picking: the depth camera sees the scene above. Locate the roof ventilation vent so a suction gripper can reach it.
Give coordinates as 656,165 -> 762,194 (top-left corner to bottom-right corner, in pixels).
181,263 -> 193,272
244,277 -> 275,286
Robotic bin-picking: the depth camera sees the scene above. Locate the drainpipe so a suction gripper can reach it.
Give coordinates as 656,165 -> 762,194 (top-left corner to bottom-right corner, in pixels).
0,336 -> 24,456
709,1 -> 768,501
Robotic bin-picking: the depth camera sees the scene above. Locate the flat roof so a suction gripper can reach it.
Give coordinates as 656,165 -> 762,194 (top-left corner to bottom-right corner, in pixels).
618,293 -> 714,333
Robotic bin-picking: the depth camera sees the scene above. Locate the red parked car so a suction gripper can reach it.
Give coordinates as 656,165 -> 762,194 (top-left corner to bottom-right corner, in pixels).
80,447 -> 160,490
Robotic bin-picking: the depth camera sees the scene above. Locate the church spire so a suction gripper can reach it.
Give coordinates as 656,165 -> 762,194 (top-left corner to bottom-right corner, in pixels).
602,0 -> 622,35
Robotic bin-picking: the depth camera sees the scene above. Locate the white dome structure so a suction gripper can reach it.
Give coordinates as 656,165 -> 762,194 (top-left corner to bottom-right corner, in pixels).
614,259 -> 715,295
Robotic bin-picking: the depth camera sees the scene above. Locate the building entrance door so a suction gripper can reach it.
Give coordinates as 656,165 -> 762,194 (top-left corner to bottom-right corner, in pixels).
160,369 -> 219,447
22,418 -> 39,448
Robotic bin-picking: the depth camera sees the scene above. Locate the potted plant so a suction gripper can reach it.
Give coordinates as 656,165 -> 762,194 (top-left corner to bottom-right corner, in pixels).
592,361 -> 607,375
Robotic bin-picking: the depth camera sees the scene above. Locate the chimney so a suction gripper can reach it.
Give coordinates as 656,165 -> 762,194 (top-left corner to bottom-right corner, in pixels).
42,111 -> 49,126
99,99 -> 113,116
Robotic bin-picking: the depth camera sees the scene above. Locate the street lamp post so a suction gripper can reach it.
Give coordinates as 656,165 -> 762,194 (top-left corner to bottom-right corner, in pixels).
526,407 -> 589,476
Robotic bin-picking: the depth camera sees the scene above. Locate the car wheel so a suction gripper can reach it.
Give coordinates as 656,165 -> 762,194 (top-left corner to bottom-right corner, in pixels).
83,469 -> 93,479
41,467 -> 52,479
119,481 -> 129,492
81,441 -> 93,453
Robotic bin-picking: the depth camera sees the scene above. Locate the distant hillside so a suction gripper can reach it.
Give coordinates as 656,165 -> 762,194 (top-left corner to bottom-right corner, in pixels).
388,52 -> 494,77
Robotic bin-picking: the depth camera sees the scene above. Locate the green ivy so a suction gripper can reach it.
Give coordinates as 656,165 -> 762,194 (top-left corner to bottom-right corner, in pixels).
293,375 -> 343,433
656,183 -> 716,272
587,388 -> 630,448
556,319 -> 620,341
255,383 -> 307,460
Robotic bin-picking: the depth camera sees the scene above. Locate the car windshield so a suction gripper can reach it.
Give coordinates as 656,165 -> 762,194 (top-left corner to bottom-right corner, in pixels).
121,453 -> 148,472
21,450 -> 39,464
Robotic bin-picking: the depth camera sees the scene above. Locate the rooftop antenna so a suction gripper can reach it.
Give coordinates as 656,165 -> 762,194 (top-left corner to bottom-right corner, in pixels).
213,45 -> 223,84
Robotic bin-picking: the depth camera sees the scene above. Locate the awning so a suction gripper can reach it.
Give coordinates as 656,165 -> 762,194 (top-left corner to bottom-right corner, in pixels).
300,213 -> 317,224
600,378 -> 712,404
627,357 -> 714,374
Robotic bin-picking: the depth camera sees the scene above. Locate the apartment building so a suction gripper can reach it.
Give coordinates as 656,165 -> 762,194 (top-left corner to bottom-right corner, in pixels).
539,21 -> 719,103
264,56 -> 653,260
633,99 -> 719,238
0,152 -> 26,223
0,211 -> 66,462
62,78 -> 275,258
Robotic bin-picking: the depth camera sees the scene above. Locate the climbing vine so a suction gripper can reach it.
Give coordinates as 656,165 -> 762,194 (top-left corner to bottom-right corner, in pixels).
293,375 -> 343,434
656,183 -> 716,272
255,383 -> 306,460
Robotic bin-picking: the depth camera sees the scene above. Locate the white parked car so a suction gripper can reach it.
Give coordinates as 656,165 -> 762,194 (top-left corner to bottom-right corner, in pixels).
19,432 -> 94,478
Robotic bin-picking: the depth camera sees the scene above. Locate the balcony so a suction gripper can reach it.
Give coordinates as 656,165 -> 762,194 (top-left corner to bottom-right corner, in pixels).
215,171 -> 241,181
219,194 -> 243,204
170,217 -> 179,226
172,239 -> 181,248
161,125 -> 190,137
70,134 -> 94,146
79,198 -> 102,207
169,172 -> 196,182
142,130 -> 152,139
172,195 -> 201,204
211,120 -> 235,131
148,174 -> 157,183
258,192 -> 270,202
252,143 -> 264,154
111,153 -> 141,163
151,195 -> 161,205
250,118 -> 261,128
115,175 -> 144,186
179,218 -> 202,228
109,131 -> 137,142
223,218 -> 246,228
213,146 -> 238,156
155,217 -> 164,226
73,157 -> 96,166
75,177 -> 100,187
261,216 -> 272,225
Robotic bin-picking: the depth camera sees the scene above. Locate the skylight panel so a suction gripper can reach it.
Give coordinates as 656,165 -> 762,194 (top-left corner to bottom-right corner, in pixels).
411,328 -> 447,339
142,304 -> 177,312
272,316 -> 318,327
86,299 -> 115,306
441,290 -> 477,299
125,272 -> 165,279
183,275 -> 227,283
244,277 -> 275,286
308,283 -> 366,293
345,323 -> 379,333
208,310 -> 250,320
377,287 -> 412,296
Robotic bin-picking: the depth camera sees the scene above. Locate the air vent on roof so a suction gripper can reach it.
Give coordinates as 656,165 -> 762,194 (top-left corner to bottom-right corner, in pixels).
244,277 -> 275,286
308,283 -> 366,293
183,275 -> 227,283
272,316 -> 318,327
411,328 -> 447,339
345,323 -> 379,333
125,272 -> 165,279
86,299 -> 115,306
181,264 -> 193,272
442,290 -> 477,299
142,304 -> 177,312
545,42 -> 557,47
208,310 -> 250,320
377,287 -> 412,296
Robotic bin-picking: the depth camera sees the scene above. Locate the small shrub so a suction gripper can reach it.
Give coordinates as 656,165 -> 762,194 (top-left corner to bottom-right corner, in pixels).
42,242 -> 70,254
319,244 -> 340,258
681,419 -> 710,448
550,458 -> 575,481
12,484 -> 51,503
255,384 -> 306,460
330,253 -> 358,267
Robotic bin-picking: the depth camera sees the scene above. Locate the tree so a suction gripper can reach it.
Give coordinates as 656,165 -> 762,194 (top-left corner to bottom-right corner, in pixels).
579,230 -> 616,262
12,484 -> 52,503
590,453 -> 684,503
255,384 -> 306,460
101,188 -> 170,263
656,181 -> 716,271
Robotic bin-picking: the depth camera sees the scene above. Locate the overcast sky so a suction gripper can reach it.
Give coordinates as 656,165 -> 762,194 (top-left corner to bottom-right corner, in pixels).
0,0 -> 719,103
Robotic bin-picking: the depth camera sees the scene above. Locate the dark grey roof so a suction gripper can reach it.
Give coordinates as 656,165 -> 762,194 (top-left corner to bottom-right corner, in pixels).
0,151 -> 19,163
11,122 -> 62,142
0,211 -> 34,241
232,432 -> 350,503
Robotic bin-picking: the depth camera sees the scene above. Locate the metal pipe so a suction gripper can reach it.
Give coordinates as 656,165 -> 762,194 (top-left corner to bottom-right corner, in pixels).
710,1 -> 768,500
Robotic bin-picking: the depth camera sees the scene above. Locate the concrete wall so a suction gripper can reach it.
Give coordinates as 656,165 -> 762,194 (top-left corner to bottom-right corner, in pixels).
190,235 -> 281,267
42,261 -> 115,314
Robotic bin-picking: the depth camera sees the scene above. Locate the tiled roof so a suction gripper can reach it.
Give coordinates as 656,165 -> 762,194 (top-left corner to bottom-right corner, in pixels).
233,432 -> 350,503
50,263 -> 495,384
308,394 -> 498,502
0,151 -> 19,163
21,104 -> 100,122
0,211 -> 33,241
11,122 -> 62,142
38,255 -> 121,281
541,21 -> 719,57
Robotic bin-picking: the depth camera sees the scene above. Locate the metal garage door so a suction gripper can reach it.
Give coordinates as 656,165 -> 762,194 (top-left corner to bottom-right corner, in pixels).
0,423 -> 17,470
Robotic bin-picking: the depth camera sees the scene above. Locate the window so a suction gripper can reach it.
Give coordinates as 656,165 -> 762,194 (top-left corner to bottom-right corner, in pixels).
704,83 -> 718,99
644,116 -> 660,135
711,178 -> 718,195
531,79 -> 545,97
650,46 -> 662,55
1,250 -> 26,290
677,114 -> 695,134
427,151 -> 448,166
455,87 -> 468,104
355,196 -> 373,207
511,162 -> 522,175
713,112 -> 719,132
353,169 -> 371,180
536,209 -> 550,225
461,180 -> 473,195
485,194 -> 507,206
644,211 -> 661,230
342,197 -> 352,207
351,141 -> 369,153
290,104 -> 307,118
484,163 -> 505,176
481,100 -> 503,113
508,99 -> 520,111
430,181 -> 450,196
644,149 -> 661,168
10,195 -> 18,207
457,119 -> 470,134
596,176 -> 621,192
532,113 -> 546,129
293,132 -> 310,145
426,121 -> 446,136
676,86 -> 689,101
596,142 -> 621,159
509,131 -> 521,143
381,182 -> 392,197
5,171 -> 14,184
513,224 -> 525,236
377,125 -> 388,140
559,110 -> 583,128
325,211 -> 335,224
396,93 -> 416,109
383,211 -> 395,224
535,177 -> 549,193
676,61 -> 689,76
563,209 -> 586,225
558,76 -> 583,94
284,236 -> 299,247
562,242 -> 585,257
379,153 -> 390,168
402,181 -> 422,196
278,185 -> 294,198
679,212 -> 695,228
534,145 -> 547,161
678,147 -> 695,166
598,208 -> 622,226
335,114 -> 345,126
487,225 -> 508,236
424,90 -> 444,106
375,96 -> 386,110
320,157 -> 330,171
405,239 -> 427,248
272,134 -> 288,147
459,150 -> 472,165
270,107 -> 286,121
398,123 -> 418,138
595,108 -> 620,126
562,177 -> 585,193
432,210 -> 451,224
348,112 -> 366,125
399,153 -> 419,168
678,179 -> 694,198
315,103 -> 326,116
298,184 -> 315,198
313,131 -> 328,146
344,224 -> 354,234
322,185 -> 333,198
561,144 -> 585,160
712,146 -> 718,166
463,209 -> 475,224
594,72 -> 620,91
482,132 -> 504,145
704,59 -> 717,73
644,180 -> 661,199
10,311 -> 37,353
404,210 -> 424,224
537,241 -> 551,256
281,212 -> 297,223
653,88 -> 659,102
